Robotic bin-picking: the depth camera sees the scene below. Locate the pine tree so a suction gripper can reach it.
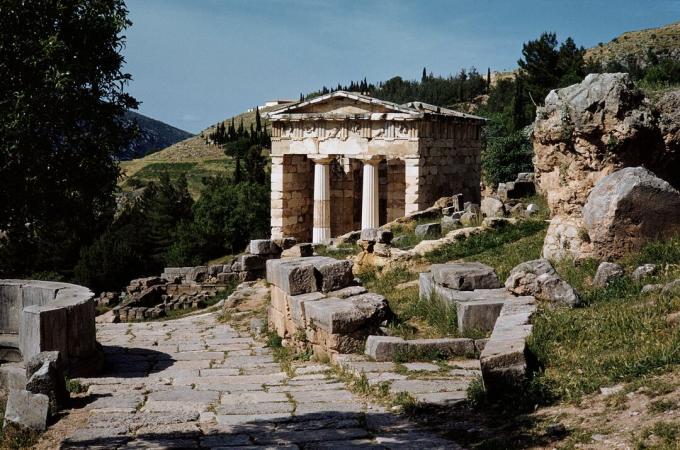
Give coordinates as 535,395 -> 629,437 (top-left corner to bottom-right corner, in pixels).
255,107 -> 262,132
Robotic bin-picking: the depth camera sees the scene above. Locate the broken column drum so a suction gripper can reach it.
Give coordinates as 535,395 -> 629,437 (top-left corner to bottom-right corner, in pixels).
0,280 -> 101,377
267,91 -> 485,243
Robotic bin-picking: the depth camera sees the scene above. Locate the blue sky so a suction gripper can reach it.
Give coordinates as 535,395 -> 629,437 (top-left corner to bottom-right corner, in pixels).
122,0 -> 680,133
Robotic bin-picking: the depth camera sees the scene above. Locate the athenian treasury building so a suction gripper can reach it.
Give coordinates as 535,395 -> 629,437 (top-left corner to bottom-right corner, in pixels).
267,91 -> 485,244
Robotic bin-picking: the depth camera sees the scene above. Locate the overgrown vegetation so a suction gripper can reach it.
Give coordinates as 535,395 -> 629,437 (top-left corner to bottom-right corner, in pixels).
527,237 -> 680,403
360,209 -> 549,339
425,219 -> 548,280
70,106 -> 271,293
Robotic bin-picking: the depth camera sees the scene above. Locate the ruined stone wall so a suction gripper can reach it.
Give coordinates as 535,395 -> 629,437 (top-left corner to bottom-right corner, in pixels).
271,155 -> 313,242
405,122 -> 482,214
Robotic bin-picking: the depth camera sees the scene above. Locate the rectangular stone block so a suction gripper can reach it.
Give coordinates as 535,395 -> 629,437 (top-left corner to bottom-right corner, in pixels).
266,259 -> 317,295
4,389 -> 49,431
267,306 -> 287,338
0,282 -> 22,334
240,254 -> 265,271
289,292 -> 325,328
20,305 -> 68,363
456,299 -> 505,333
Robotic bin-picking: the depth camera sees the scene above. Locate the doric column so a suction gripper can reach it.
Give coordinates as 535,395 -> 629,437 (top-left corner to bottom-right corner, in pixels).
404,157 -> 422,215
311,157 -> 333,244
270,156 -> 284,239
361,157 -> 381,230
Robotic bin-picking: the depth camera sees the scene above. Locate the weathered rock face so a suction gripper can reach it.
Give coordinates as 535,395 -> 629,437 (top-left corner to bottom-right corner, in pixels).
582,167 -> 680,260
533,73 -> 680,260
533,73 -> 677,216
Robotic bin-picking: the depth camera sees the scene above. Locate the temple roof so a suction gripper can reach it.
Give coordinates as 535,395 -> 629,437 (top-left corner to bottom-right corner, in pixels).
266,91 -> 486,122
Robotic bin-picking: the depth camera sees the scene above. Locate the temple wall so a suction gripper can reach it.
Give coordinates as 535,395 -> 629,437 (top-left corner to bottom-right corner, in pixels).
271,155 -> 313,241
330,158 -> 360,237
416,123 -> 482,206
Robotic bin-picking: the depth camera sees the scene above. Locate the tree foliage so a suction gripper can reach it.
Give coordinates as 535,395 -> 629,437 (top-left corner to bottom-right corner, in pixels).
517,32 -> 586,125
74,174 -> 194,292
304,68 -> 488,106
0,0 -> 138,276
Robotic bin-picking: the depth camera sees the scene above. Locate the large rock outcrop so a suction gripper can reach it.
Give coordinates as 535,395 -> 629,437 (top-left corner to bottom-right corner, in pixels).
582,167 -> 680,260
533,73 -> 680,260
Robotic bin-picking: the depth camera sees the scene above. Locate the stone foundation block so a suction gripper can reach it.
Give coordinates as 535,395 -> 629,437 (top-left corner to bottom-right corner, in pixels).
456,299 -> 506,333
289,292 -> 325,328
266,259 -> 317,295
240,255 -> 266,271
4,389 -> 49,431
305,294 -> 389,334
364,335 -> 476,362
313,259 -> 354,293
267,306 -> 287,338
431,262 -> 501,291
480,296 -> 536,396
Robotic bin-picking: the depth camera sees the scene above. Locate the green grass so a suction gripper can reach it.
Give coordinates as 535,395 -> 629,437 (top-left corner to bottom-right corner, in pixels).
636,421 -> 680,450
359,266 -> 460,339
314,243 -> 357,259
122,158 -> 234,198
425,219 -> 548,280
527,237 -> 680,403
390,217 -> 449,250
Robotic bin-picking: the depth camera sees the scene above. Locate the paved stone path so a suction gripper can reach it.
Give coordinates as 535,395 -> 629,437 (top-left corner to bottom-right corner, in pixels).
56,312 -> 472,449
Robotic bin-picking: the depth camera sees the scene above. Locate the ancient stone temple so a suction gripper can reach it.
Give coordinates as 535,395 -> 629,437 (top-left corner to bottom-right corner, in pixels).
267,91 -> 485,243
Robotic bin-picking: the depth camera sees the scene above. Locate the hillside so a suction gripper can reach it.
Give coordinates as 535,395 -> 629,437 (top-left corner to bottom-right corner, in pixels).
585,20 -> 680,68
120,105 -> 283,197
120,111 -> 194,160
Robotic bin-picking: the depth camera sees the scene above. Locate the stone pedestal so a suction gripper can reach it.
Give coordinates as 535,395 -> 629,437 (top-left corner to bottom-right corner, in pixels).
312,158 -> 332,244
361,158 -> 380,230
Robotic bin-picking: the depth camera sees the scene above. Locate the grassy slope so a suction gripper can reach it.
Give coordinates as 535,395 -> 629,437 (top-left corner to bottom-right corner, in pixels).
585,20 -> 680,65
119,105 -> 282,198
359,203 -> 549,340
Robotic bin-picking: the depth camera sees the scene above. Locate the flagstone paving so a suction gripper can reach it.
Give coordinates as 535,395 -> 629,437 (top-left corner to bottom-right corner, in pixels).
55,312 -> 477,449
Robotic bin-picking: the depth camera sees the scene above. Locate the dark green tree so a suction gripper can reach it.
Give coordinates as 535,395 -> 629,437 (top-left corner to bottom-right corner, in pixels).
517,32 -> 561,105
167,178 -> 270,265
0,0 -> 138,276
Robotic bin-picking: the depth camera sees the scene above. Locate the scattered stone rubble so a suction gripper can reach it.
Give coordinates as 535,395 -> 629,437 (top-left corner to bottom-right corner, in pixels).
101,238 -> 301,323
498,172 -> 537,201
350,193 -> 540,270
2,350 -> 70,432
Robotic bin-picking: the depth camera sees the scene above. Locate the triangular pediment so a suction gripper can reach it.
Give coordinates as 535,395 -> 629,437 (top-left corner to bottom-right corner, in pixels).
268,91 -> 419,117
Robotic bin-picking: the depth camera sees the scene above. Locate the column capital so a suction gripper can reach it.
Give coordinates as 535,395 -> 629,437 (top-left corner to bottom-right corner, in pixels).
355,155 -> 382,165
308,155 -> 335,164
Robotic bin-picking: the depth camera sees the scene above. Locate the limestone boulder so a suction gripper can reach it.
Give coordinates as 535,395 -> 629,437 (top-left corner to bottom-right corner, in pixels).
582,167 -> 680,260
431,263 -> 501,291
481,197 -> 505,218
593,262 -> 625,288
533,73 -> 680,218
505,259 -> 580,307
542,216 -> 594,262
632,264 -> 657,282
